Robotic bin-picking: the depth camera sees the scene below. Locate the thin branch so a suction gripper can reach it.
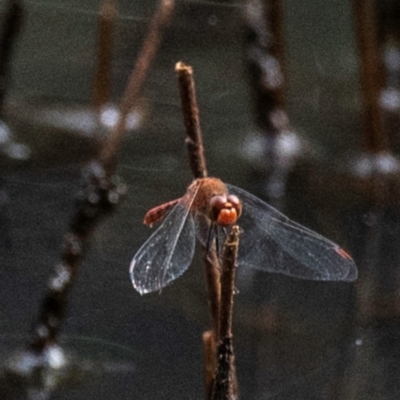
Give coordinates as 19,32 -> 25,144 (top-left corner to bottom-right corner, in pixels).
175,61 -> 208,178
101,0 -> 175,173
204,250 -> 222,336
203,329 -> 218,400
175,62 -> 223,399
211,225 -> 240,400
28,161 -> 126,353
26,0 -> 176,354
353,0 -> 387,153
92,0 -> 117,112
4,0 -> 171,396
175,62 -> 220,327
8,0 -> 174,385
175,62 -> 219,322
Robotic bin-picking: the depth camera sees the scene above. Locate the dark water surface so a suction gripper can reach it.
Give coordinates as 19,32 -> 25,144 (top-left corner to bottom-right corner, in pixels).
0,0 -> 398,399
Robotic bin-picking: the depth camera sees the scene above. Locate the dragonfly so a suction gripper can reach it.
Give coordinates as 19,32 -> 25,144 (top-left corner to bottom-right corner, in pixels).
129,177 -> 358,294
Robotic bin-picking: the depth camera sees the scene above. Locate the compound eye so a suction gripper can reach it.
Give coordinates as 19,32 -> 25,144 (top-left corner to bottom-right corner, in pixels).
227,194 -> 240,208
210,195 -> 227,211
227,194 -> 242,218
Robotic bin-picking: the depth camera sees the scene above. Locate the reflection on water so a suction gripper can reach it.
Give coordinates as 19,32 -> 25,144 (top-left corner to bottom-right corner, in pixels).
1,0 -> 400,399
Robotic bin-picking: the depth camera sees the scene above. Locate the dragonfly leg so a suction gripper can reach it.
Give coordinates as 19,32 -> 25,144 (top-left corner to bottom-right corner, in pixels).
205,222 -> 217,253
215,226 -> 228,261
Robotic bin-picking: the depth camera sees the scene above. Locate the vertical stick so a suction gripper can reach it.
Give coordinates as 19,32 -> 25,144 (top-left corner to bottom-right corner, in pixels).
204,251 -> 222,335
92,0 -> 117,112
353,0 -> 386,153
211,225 -> 240,400
101,0 -> 175,174
25,0 -> 174,364
175,62 -> 220,327
175,62 -> 222,399
175,62 -> 208,178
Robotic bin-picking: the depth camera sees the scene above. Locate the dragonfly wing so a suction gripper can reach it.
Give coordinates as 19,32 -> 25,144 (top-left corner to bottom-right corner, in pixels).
226,184 -> 358,282
130,201 -> 196,294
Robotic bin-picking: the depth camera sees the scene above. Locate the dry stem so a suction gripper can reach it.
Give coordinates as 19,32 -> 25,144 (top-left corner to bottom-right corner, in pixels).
353,0 -> 386,153
175,61 -> 208,178
26,0 -> 175,359
101,0 -> 175,173
211,225 -> 240,400
92,0 -> 117,111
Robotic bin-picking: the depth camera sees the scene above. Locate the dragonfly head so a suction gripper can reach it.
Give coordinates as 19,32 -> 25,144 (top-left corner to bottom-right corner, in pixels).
209,194 -> 242,226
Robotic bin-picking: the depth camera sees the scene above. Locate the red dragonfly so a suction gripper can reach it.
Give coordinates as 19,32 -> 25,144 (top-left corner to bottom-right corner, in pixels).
129,177 -> 357,294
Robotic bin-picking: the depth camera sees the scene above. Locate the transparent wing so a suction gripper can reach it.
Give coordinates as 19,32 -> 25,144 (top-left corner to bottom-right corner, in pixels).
130,197 -> 197,294
227,184 -> 358,281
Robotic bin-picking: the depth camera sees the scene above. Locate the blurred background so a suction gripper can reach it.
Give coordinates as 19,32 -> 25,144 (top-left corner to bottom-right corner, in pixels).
1,0 -> 399,399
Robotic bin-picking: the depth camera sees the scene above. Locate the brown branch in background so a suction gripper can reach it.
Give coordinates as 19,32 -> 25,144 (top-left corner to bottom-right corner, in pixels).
28,160 -> 126,353
27,0 -> 175,356
175,61 -> 208,179
353,0 -> 387,153
92,0 -> 117,112
211,225 -> 240,400
27,0 -> 174,354
2,1 -> 174,394
0,0 -> 24,113
100,0 -> 175,173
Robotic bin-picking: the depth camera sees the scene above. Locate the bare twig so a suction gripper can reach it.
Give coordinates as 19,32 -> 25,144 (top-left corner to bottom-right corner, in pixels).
203,329 -> 218,400
175,62 -> 220,318
3,0 -> 174,394
175,61 -> 208,178
211,225 -> 240,400
353,0 -> 387,153
175,62 -> 225,399
101,0 -> 175,173
175,62 -> 220,322
204,250 -> 222,334
0,0 -> 24,113
175,62 -> 221,327
28,161 -> 125,353
92,0 -> 117,112
27,0 -> 175,355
